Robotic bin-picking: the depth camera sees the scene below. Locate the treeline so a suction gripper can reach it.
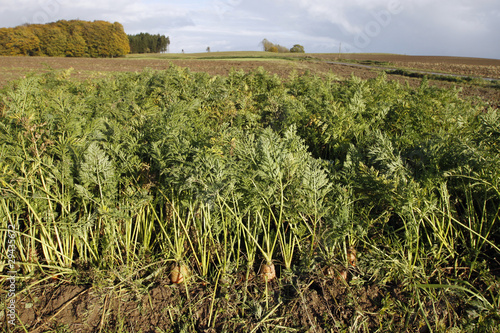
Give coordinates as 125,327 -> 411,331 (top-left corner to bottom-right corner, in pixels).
261,38 -> 305,53
128,33 -> 170,53
0,20 -> 130,57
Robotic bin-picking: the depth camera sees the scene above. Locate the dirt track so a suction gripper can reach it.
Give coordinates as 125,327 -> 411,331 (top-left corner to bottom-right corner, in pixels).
316,53 -> 500,79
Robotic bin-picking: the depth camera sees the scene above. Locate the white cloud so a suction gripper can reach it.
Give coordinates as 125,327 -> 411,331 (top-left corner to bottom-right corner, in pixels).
0,0 -> 34,11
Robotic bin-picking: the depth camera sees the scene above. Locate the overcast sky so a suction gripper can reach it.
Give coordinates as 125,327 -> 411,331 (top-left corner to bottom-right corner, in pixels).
1,0 -> 499,59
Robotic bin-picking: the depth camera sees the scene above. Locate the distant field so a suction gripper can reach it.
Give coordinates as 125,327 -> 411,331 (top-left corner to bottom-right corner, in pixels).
126,51 -> 500,78
2,51 -> 500,81
1,51 -> 499,107
126,51 -> 309,60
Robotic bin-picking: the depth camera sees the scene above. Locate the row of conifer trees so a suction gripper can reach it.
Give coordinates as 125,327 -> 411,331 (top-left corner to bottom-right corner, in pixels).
128,33 -> 170,54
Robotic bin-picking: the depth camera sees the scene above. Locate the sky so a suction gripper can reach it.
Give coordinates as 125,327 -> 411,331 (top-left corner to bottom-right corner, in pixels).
1,0 -> 499,59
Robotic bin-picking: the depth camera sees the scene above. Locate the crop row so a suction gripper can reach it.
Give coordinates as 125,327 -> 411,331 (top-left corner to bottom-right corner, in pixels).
0,67 -> 499,327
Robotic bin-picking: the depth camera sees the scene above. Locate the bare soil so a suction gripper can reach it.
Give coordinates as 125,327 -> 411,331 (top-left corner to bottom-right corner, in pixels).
4,267 -> 437,333
1,54 -> 498,108
315,53 -> 500,79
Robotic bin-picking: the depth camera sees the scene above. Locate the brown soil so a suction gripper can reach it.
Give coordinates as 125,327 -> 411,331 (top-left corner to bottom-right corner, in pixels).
0,56 -> 328,85
3,267 -> 441,333
314,53 -> 500,79
4,54 -> 499,78
1,54 -> 498,108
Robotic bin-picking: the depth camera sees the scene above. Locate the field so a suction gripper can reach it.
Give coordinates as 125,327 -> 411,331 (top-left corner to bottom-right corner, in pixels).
1,52 -> 500,332
2,52 -> 499,108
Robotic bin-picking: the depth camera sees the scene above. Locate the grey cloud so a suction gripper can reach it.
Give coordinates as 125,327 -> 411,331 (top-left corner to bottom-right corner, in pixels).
0,0 -> 498,58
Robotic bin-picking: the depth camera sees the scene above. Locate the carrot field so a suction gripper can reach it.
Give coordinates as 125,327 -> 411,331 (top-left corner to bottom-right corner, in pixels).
1,63 -> 499,332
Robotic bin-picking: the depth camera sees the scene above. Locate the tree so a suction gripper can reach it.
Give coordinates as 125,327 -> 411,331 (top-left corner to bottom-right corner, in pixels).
65,30 -> 86,57
290,44 -> 305,53
261,38 -> 295,53
158,35 -> 169,53
80,20 -> 111,57
0,20 -> 129,57
35,25 -> 68,56
128,32 -> 170,54
277,45 -> 289,53
0,26 -> 41,56
109,22 -> 130,56
261,38 -> 274,52
206,46 -> 211,52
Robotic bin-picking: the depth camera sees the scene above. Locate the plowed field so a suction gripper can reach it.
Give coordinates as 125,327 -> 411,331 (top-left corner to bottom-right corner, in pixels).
1,53 -> 499,107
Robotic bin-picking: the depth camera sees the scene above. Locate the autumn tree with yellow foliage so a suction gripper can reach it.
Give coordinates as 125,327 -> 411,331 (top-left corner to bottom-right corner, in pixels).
0,20 -> 130,57
260,38 -> 305,53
